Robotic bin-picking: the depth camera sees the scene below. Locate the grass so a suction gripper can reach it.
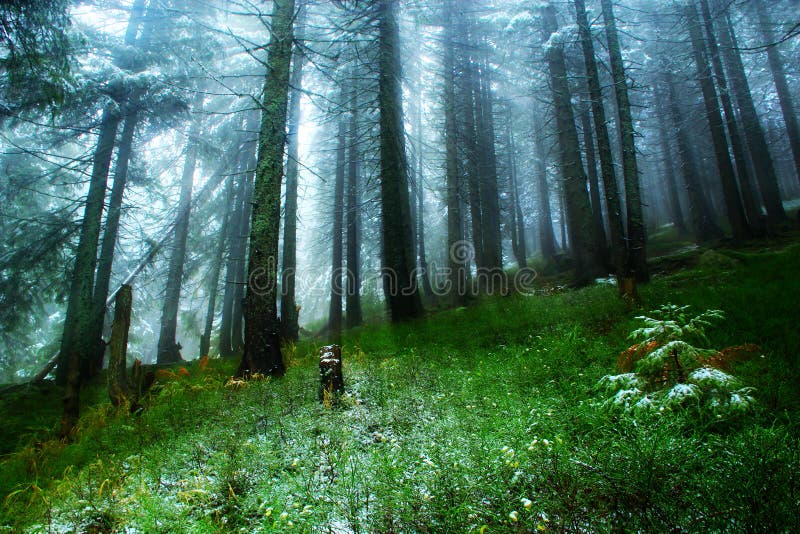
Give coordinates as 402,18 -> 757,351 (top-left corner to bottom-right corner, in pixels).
1,242 -> 799,532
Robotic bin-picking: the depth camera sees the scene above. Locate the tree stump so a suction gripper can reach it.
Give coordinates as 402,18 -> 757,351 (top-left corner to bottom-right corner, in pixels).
108,285 -> 132,406
319,345 -> 344,404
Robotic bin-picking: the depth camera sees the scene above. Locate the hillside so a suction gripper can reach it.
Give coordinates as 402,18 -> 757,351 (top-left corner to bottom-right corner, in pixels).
1,242 -> 799,532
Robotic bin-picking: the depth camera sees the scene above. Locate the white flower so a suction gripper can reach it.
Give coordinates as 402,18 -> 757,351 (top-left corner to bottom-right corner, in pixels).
509,510 -> 519,522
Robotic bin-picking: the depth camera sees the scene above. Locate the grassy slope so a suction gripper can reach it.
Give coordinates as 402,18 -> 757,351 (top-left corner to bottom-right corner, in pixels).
1,243 -> 799,532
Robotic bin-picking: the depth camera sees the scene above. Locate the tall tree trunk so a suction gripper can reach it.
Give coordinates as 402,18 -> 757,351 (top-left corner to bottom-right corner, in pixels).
475,62 -> 503,271
231,129 -> 257,354
59,102 -> 121,434
462,64 -> 485,273
654,86 -> 689,236
279,3 -> 306,342
200,173 -> 235,358
752,0 -> 800,185
329,119 -> 346,341
443,0 -> 469,304
541,4 -> 604,285
600,0 -> 649,282
377,0 -> 423,321
507,118 -> 527,270
156,96 -> 203,364
698,0 -> 762,229
666,72 -> 723,242
686,2 -> 750,242
715,3 -> 787,223
345,94 -> 363,328
573,0 -> 626,278
238,0 -> 295,376
88,106 -> 139,371
532,112 -> 558,262
580,106 -> 610,267
218,155 -> 245,358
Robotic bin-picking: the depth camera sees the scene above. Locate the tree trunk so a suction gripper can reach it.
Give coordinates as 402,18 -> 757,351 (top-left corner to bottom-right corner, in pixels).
319,345 -> 344,403
507,119 -> 527,270
89,106 -> 139,373
59,101 -> 121,435
715,3 -> 787,223
443,0 -> 469,304
686,2 -> 750,242
573,0 -> 626,278
280,6 -> 306,341
653,87 -> 689,236
752,0 -> 800,185
218,155 -> 245,358
580,106 -> 610,268
532,112 -> 558,262
665,72 -> 724,242
108,285 -> 132,407
329,119 -> 346,342
200,173 -> 234,358
345,93 -> 363,328
541,4 -> 604,285
156,96 -> 203,364
600,0 -> 648,282
238,0 -> 295,377
232,126 -> 257,353
698,0 -> 762,230
377,0 -> 423,322
475,62 -> 503,272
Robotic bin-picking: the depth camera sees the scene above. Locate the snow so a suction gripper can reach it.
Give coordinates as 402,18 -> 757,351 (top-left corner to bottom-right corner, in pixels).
688,367 -> 734,387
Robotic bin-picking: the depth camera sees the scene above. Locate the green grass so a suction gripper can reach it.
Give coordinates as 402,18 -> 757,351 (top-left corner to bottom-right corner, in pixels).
1,243 -> 799,532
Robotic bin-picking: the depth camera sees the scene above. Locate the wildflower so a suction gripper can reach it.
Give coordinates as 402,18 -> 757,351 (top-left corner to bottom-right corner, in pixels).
522,498 -> 533,510
509,510 -> 519,522
291,458 -> 299,467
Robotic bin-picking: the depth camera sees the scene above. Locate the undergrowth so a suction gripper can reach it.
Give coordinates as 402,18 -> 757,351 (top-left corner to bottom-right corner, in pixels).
1,243 -> 799,531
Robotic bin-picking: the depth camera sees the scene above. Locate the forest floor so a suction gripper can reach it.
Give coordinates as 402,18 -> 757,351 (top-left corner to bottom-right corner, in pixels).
1,235 -> 799,532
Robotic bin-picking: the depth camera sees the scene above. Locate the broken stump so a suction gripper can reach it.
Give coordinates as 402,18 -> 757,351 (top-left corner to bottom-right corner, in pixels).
319,345 -> 344,403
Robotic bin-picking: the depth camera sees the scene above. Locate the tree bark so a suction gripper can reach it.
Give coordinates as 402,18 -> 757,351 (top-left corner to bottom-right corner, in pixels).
752,0 -> 800,186
715,3 -> 787,223
280,4 -> 306,341
532,112 -> 558,262
329,119 -> 346,342
443,0 -> 469,304
653,86 -> 689,236
698,0 -> 762,230
59,101 -> 121,435
108,285 -> 132,407
573,0 -> 626,278
686,2 -> 750,241
507,118 -> 527,270
665,72 -> 723,242
541,4 -> 604,285
377,0 -> 423,321
345,93 -> 363,328
156,95 -> 203,364
600,0 -> 649,281
580,106 -> 610,268
238,0 -> 295,377
200,173 -> 235,358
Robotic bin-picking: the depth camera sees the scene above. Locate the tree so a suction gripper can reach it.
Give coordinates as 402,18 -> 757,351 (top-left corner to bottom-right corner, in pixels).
156,95 -> 203,364
237,0 -> 296,377
541,3 -> 604,285
345,87 -> 363,328
573,0 -> 626,278
714,2 -> 787,224
329,118 -> 346,341
685,1 -> 750,241
442,0 -> 469,305
600,0 -> 649,282
751,0 -> 800,185
280,1 -> 307,342
377,0 -> 423,321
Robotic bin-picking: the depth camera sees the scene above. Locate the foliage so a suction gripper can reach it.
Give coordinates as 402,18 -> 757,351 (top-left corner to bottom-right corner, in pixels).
0,244 -> 798,531
600,305 -> 757,420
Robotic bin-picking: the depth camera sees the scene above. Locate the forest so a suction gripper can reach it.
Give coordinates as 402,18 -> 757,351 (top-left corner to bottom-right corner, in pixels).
1,0 -> 799,531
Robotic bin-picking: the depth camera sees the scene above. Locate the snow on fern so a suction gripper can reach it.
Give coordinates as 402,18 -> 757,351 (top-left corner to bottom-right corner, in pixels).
598,305 -> 756,421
